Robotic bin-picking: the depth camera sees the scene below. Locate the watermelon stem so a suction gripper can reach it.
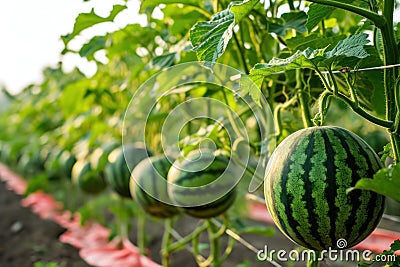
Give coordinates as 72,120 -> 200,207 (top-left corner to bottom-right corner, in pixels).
161,218 -> 174,267
168,221 -> 208,252
207,219 -> 221,267
117,197 -> 129,241
137,209 -> 147,255
296,69 -> 314,128
307,250 -> 320,267
221,89 -> 244,138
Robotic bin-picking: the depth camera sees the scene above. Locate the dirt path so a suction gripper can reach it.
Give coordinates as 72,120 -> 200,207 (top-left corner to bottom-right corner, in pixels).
0,180 -> 92,267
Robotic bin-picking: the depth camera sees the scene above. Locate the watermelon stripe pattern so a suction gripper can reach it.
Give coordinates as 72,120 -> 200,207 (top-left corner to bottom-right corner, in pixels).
105,143 -> 150,198
167,151 -> 237,219
130,156 -> 180,218
264,126 -> 385,251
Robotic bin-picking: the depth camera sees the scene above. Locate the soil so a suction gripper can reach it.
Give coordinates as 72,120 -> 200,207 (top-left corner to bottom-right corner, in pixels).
0,180 -> 92,267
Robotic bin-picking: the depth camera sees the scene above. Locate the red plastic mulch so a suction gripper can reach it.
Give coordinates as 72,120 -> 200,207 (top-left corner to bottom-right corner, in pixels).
0,163 -> 161,267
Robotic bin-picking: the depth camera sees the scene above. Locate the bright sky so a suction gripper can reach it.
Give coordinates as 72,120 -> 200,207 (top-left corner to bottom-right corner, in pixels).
0,0 -> 146,93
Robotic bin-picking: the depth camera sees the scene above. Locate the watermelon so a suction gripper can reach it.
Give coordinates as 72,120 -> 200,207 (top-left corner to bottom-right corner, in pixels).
71,159 -> 107,194
89,142 -> 119,172
105,143 -> 151,198
17,147 -> 44,176
58,150 -> 77,178
167,150 -> 237,219
44,147 -> 64,180
130,155 -> 181,218
264,126 -> 385,251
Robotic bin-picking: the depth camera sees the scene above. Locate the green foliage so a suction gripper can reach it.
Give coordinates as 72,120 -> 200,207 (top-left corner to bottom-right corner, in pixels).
61,5 -> 127,49
350,163 -> 400,202
190,0 -> 260,68
358,240 -> 400,266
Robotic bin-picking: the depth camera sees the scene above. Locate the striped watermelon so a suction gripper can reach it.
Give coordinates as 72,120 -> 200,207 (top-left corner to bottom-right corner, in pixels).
130,155 -> 181,218
90,142 -> 119,172
167,150 -> 237,219
71,159 -> 107,194
58,150 -> 76,178
264,126 -> 385,251
105,143 -> 151,198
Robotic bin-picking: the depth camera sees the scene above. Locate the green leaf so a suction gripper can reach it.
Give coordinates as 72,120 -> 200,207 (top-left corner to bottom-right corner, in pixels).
350,164 -> 400,202
79,36 -> 107,61
306,3 -> 335,32
286,34 -> 346,51
306,0 -> 353,32
60,80 -> 90,116
268,11 -> 307,36
140,0 -> 203,12
324,33 -> 370,60
249,33 -> 369,81
239,75 -> 262,105
190,9 -> 235,68
230,0 -> 261,23
148,52 -> 177,69
249,48 -> 325,84
385,240 -> 400,254
61,5 -> 127,48
190,0 -> 259,68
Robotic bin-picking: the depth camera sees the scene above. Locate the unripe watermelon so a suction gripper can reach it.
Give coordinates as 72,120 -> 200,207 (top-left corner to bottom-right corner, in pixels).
264,126 -> 385,251
167,150 -> 237,219
130,155 -> 181,218
58,150 -> 76,178
44,148 -> 64,180
17,148 -> 44,176
89,142 -> 119,172
105,143 -> 151,198
71,159 -> 107,194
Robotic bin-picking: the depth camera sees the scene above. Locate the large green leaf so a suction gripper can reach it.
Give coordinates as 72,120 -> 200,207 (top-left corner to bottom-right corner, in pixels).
306,0 -> 353,32
286,34 -> 346,51
190,0 -> 259,68
306,3 -> 335,32
350,164 -> 400,202
79,36 -> 107,61
190,9 -> 235,69
61,5 -> 126,48
248,48 -> 325,87
245,33 -> 370,102
268,11 -> 307,36
323,33 -> 370,60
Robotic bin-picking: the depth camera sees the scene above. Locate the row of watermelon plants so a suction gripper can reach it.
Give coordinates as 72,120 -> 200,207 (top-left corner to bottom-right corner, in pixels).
1,0 -> 400,266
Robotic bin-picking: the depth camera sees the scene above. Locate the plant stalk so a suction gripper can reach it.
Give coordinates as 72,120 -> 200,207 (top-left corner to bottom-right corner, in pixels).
161,219 -> 174,267
207,219 -> 221,267
296,69 -> 313,128
137,210 -> 146,255
380,0 -> 400,162
306,0 -> 386,27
